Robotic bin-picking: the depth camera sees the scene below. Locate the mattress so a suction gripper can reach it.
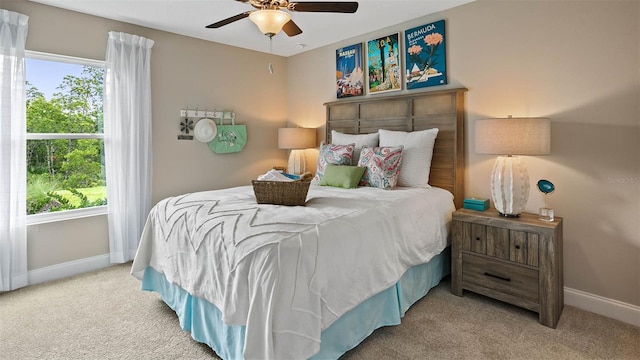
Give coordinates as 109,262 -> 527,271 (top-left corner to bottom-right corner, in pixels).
131,185 -> 455,359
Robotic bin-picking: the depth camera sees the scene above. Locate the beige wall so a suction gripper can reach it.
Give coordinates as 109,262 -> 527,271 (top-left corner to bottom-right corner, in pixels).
5,0 -> 289,269
6,0 -> 639,308
287,0 -> 640,306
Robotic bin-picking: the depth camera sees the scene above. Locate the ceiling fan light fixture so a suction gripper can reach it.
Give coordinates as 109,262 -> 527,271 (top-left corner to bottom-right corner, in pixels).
249,9 -> 291,37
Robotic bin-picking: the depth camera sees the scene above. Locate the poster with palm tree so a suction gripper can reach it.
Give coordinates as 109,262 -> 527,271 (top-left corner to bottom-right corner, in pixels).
405,20 -> 447,89
366,33 -> 401,94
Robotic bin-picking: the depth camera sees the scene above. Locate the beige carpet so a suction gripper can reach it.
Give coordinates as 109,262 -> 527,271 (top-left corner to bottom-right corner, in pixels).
1,263 -> 638,359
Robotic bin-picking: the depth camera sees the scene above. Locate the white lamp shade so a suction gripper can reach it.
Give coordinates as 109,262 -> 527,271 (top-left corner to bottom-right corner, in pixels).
249,10 -> 291,36
475,117 -> 550,155
278,128 -> 316,150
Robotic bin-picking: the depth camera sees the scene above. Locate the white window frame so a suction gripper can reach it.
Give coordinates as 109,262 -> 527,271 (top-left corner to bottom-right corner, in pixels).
25,51 -> 107,225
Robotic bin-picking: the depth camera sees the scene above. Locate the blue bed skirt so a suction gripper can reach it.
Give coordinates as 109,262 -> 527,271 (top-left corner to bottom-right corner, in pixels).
141,247 -> 450,360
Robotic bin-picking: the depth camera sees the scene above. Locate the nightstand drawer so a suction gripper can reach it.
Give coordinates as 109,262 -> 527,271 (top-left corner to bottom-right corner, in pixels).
462,253 -> 539,303
460,221 -> 539,267
461,222 -> 511,259
509,230 -> 539,267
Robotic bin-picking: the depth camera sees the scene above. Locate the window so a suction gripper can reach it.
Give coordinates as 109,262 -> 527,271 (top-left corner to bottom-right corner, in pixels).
25,51 -> 107,223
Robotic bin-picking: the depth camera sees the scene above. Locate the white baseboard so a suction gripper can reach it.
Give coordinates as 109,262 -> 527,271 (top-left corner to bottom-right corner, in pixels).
28,254 -> 112,285
565,287 -> 640,327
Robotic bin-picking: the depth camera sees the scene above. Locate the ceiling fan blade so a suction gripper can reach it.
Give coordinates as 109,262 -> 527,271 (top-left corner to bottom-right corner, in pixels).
289,2 -> 359,13
282,19 -> 303,37
205,11 -> 252,28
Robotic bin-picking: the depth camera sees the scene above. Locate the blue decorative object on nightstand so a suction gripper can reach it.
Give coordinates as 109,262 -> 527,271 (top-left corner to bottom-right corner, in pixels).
463,197 -> 489,211
537,179 -> 555,194
537,179 -> 556,221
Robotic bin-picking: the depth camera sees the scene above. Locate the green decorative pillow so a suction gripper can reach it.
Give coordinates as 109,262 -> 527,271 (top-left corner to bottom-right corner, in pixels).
318,164 -> 366,189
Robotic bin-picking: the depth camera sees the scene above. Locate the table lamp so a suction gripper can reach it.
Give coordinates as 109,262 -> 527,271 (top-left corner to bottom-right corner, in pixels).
278,127 -> 316,175
475,117 -> 550,217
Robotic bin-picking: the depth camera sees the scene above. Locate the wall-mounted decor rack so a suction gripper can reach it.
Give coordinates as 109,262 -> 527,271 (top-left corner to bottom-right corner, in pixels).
180,109 -> 235,119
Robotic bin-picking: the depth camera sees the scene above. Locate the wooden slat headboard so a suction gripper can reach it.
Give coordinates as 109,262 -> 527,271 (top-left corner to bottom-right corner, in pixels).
324,88 -> 467,209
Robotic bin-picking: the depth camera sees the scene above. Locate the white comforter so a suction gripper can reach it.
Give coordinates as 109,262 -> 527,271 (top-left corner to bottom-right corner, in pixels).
131,185 -> 454,360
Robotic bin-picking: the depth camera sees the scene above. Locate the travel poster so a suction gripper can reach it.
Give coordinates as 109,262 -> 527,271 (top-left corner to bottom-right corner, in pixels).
366,33 -> 401,94
336,43 -> 364,98
405,20 -> 447,89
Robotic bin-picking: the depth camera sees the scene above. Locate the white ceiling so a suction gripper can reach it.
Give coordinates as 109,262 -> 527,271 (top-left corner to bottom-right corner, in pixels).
30,0 -> 474,57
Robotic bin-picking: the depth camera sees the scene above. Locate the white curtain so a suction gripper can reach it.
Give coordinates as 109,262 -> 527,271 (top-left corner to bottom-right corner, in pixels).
104,32 -> 154,263
0,10 -> 29,291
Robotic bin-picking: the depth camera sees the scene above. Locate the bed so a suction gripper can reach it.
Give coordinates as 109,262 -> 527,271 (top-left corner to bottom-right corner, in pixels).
131,88 -> 466,359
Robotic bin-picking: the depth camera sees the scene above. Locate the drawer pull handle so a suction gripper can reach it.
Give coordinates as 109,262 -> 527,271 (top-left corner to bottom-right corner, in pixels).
484,272 -> 511,282
515,245 -> 521,249
476,237 -> 481,241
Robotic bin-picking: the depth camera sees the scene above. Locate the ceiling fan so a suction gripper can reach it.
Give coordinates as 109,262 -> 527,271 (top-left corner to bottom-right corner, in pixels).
206,0 -> 359,38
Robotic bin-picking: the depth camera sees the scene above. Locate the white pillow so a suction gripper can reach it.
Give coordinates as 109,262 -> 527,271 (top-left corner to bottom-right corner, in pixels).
378,128 -> 439,188
331,130 -> 379,165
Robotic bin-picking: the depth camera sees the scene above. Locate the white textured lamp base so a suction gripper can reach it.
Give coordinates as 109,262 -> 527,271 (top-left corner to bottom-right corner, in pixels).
287,149 -> 307,175
490,156 -> 530,217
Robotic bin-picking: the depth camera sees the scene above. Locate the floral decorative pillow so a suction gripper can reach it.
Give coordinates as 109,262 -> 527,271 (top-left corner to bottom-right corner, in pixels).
331,130 -> 379,166
312,143 -> 355,183
357,146 -> 404,189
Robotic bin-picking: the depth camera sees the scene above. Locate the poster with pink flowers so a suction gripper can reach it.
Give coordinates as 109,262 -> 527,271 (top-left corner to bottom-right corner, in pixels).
404,20 -> 447,89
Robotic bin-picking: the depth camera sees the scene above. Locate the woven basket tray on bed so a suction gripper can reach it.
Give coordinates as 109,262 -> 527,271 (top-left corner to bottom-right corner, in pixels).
251,179 -> 311,206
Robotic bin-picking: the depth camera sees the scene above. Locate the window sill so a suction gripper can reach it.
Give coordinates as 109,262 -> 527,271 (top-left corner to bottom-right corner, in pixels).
26,205 -> 108,226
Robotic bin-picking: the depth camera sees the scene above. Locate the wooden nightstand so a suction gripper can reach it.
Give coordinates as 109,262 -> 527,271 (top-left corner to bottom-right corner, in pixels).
451,208 -> 564,328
